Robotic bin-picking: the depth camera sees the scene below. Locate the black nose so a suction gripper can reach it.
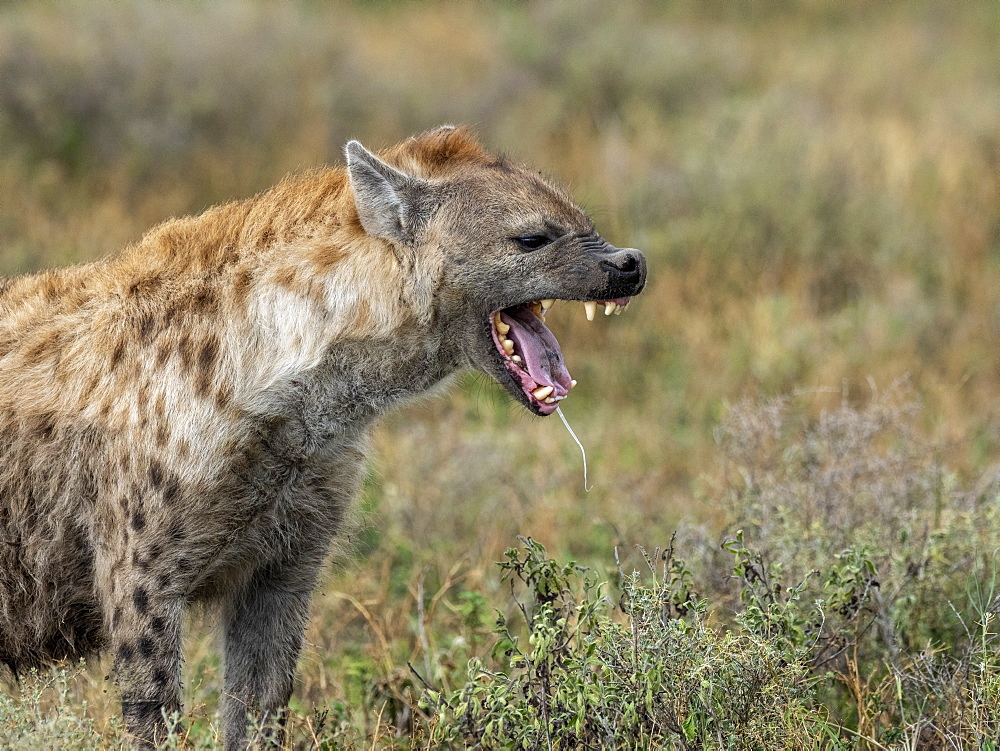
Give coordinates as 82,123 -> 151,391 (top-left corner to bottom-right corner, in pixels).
600,249 -> 646,292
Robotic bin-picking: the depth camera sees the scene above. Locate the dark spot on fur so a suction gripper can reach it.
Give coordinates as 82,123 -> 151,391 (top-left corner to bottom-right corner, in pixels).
136,384 -> 150,413
192,286 -> 216,312
112,607 -> 123,630
162,478 -> 181,504
155,340 -> 171,368
31,413 -> 56,441
23,332 -> 56,362
194,337 -> 219,396
232,268 -> 253,304
138,313 -> 155,343
109,340 -> 125,371
153,668 -> 170,688
177,333 -> 194,371
273,266 -> 297,288
131,510 -> 146,532
147,542 -> 163,561
149,461 -> 164,488
137,636 -> 155,658
155,424 -> 169,448
133,587 -> 149,615
116,642 -> 135,663
157,573 -> 171,589
163,302 -> 179,329
214,383 -> 233,409
166,518 -> 185,543
176,558 -> 192,574
150,616 -> 167,635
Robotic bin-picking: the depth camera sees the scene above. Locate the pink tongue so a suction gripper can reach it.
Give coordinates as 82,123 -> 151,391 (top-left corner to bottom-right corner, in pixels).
502,307 -> 572,392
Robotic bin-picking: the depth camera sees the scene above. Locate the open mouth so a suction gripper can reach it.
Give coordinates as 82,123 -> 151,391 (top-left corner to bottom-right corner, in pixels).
490,297 -> 632,415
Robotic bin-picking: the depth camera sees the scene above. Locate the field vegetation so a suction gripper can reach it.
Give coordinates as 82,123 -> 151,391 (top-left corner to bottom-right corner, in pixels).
2,1 -> 1000,747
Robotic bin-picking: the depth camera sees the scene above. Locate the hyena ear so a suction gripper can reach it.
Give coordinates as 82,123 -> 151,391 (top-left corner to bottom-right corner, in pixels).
345,140 -> 429,245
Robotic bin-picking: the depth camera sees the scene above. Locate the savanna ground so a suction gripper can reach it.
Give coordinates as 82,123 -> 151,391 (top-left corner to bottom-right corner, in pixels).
2,1 -> 1000,748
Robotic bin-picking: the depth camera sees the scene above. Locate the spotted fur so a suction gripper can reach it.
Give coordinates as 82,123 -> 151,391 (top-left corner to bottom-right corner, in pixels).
0,126 -> 646,749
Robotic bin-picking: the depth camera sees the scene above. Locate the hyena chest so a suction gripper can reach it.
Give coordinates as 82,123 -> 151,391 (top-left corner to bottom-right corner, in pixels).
182,349 -> 451,599
185,428 -> 368,601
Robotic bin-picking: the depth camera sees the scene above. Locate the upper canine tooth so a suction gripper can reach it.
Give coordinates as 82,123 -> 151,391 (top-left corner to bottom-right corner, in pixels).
532,385 -> 554,400
570,379 -> 578,389
540,299 -> 555,311
584,301 -> 597,321
614,305 -> 623,315
604,301 -> 617,315
530,301 -> 544,320
494,312 -> 510,335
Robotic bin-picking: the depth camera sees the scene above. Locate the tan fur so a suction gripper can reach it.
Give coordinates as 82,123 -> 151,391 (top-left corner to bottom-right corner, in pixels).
0,126 -> 646,749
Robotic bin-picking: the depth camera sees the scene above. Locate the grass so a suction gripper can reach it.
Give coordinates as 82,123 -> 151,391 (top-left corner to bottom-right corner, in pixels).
2,0 -> 1000,747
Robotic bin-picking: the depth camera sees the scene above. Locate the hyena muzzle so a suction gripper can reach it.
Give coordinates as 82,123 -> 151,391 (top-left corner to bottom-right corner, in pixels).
0,126 -> 646,748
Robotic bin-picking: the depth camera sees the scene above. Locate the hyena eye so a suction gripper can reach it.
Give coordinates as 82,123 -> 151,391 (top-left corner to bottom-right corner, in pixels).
514,235 -> 552,251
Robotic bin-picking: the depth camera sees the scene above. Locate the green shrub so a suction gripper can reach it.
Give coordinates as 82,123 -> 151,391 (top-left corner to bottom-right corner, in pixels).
423,538 -> 823,750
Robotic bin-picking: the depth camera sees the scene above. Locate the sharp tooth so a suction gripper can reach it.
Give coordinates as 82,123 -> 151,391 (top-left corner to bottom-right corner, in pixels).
511,355 -> 522,363
614,305 -> 623,315
544,397 -> 556,404
584,301 -> 597,321
530,301 -> 544,320
604,301 -> 617,315
540,299 -> 555,311
532,385 -> 554,400
502,339 -> 514,355
494,312 -> 510,336
570,379 -> 577,389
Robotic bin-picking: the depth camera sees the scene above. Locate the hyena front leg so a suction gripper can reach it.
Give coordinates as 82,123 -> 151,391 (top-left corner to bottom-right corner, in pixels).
221,561 -> 318,751
100,549 -> 187,749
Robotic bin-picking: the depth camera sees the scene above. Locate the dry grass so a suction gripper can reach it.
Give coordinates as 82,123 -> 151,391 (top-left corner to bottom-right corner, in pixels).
2,0 -> 1000,747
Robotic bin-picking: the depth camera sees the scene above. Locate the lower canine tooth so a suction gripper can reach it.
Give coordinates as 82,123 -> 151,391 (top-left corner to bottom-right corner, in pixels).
544,397 -> 556,404
584,301 -> 597,321
604,301 -> 617,315
570,379 -> 577,389
532,385 -> 554,400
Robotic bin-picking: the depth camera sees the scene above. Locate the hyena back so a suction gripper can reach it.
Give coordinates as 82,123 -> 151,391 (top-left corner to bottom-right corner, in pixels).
0,126 -> 645,748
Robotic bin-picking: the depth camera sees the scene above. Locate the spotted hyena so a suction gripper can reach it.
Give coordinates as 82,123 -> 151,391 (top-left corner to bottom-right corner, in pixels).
0,126 -> 646,748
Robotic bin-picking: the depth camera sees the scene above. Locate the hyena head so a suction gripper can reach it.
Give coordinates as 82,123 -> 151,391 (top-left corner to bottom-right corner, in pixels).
346,125 -> 647,415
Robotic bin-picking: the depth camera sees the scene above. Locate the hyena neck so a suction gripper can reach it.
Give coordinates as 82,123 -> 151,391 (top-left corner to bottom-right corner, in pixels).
256,333 -> 463,458
174,169 -> 458,442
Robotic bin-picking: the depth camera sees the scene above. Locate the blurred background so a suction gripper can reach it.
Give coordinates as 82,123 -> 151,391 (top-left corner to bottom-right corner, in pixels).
2,0 -> 1000,744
